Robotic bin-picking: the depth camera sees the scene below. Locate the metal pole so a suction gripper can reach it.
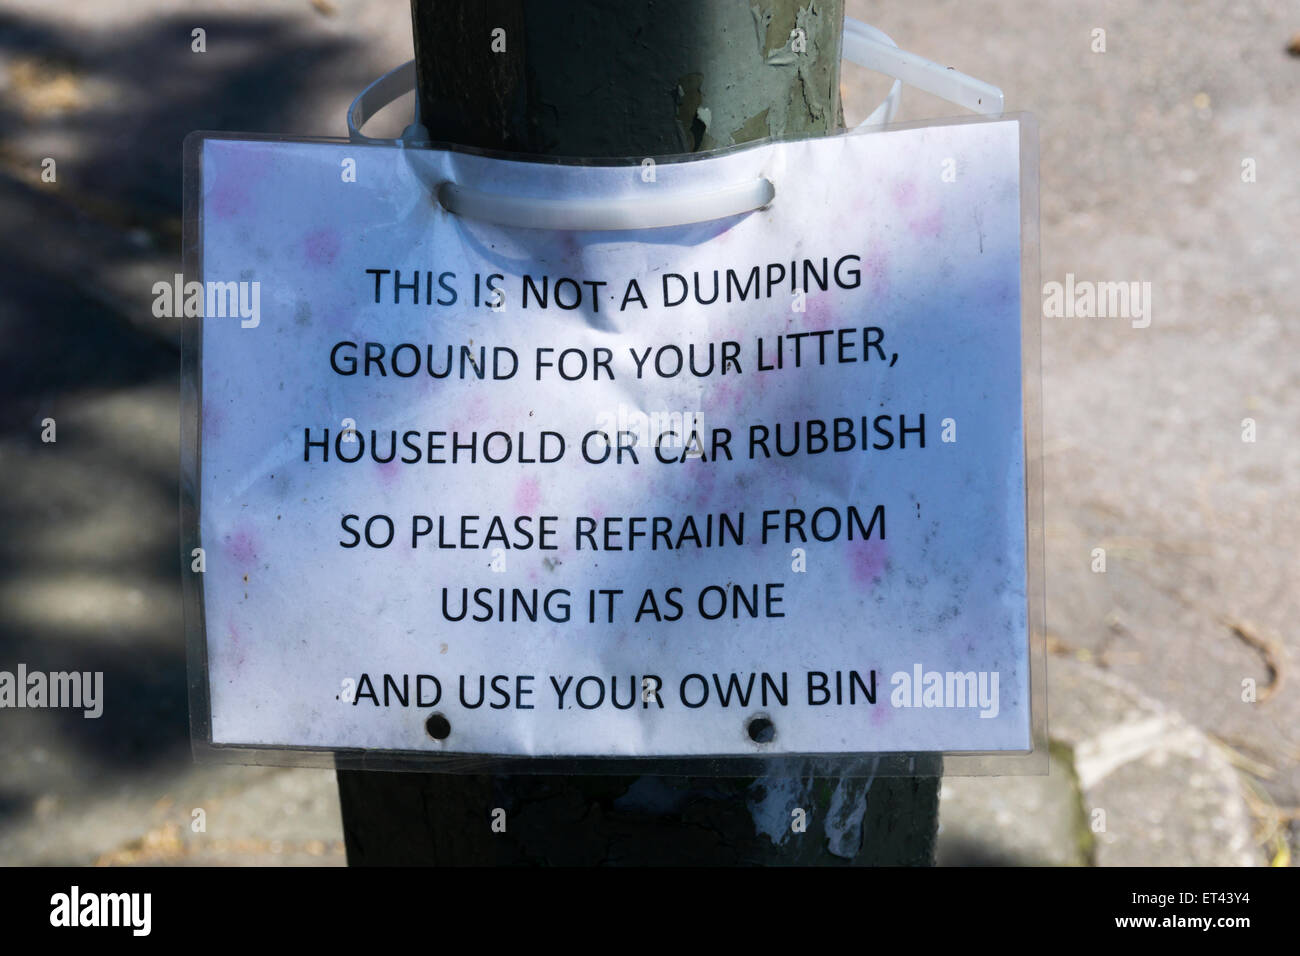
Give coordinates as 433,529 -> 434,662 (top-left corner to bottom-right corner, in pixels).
336,0 -> 940,866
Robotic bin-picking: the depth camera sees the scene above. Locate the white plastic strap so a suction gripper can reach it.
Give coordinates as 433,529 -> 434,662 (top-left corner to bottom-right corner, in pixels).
842,20 -> 1004,123
844,21 -> 904,130
437,178 -> 775,232
347,59 -> 416,144
346,18 -> 1003,230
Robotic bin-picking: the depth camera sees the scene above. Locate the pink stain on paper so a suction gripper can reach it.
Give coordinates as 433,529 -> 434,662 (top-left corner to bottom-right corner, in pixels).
209,176 -> 250,220
203,401 -> 225,439
449,394 -> 489,431
909,204 -> 945,240
861,244 -> 889,296
303,228 -> 341,268
708,379 -> 744,413
847,539 -> 888,587
690,460 -> 718,506
804,293 -> 835,331
514,476 -> 541,512
892,179 -> 917,209
207,145 -> 272,219
226,617 -> 247,670
224,526 -> 259,567
377,457 -> 401,487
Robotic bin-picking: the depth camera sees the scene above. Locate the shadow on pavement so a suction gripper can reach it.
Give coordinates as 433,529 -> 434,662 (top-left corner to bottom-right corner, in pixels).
0,9 -> 368,856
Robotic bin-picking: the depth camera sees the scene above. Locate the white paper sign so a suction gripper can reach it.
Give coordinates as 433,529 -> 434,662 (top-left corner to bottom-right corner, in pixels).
193,118 -> 1030,757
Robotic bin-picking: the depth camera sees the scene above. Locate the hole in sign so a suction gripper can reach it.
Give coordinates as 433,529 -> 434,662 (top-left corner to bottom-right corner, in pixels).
747,715 -> 775,744
425,713 -> 451,741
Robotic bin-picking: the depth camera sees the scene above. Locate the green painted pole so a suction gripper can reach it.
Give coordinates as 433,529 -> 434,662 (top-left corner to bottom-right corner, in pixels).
336,0 -> 940,866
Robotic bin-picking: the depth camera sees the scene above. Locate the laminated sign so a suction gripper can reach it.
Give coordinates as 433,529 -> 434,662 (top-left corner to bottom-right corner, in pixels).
183,115 -> 1040,766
